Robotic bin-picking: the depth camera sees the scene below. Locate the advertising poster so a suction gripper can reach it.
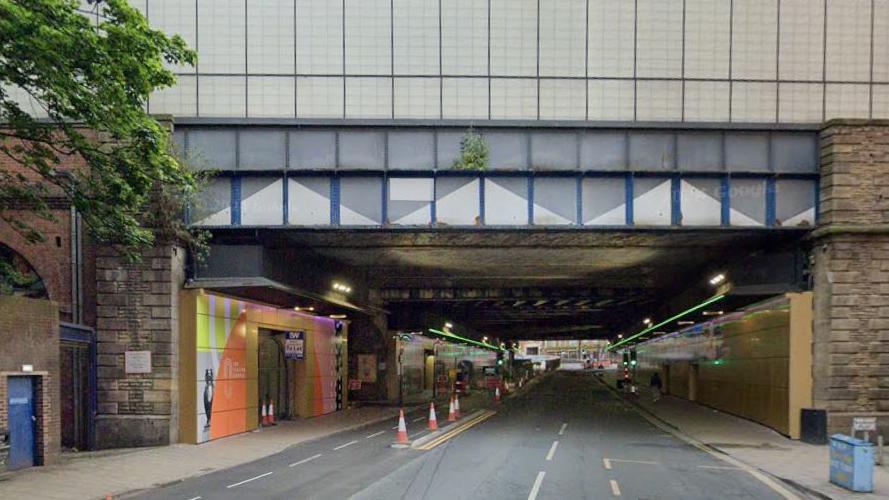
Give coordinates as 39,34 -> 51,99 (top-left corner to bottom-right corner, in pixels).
285,330 -> 306,360
196,294 -> 250,444
357,354 -> 377,383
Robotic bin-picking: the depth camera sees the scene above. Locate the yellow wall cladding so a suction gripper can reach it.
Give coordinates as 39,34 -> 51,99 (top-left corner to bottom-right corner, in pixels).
636,292 -> 812,438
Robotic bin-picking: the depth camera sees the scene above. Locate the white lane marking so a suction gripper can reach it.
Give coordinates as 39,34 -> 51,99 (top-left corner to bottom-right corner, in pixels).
333,440 -> 359,451
288,453 -> 322,467
558,423 -> 567,436
366,430 -> 386,439
528,471 -> 546,500
187,497 -> 202,500
227,471 -> 273,488
610,479 -> 621,496
412,416 -> 426,422
609,458 -> 659,465
392,425 -> 399,430
545,440 -> 559,461
699,465 -> 742,470
603,458 -> 612,470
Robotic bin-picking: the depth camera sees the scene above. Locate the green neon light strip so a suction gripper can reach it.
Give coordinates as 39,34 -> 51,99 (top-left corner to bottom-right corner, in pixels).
427,328 -> 506,352
607,294 -> 726,351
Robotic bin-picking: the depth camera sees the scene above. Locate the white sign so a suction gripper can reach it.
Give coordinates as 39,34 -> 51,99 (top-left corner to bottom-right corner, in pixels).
285,331 -> 305,360
125,351 -> 152,374
853,417 -> 877,432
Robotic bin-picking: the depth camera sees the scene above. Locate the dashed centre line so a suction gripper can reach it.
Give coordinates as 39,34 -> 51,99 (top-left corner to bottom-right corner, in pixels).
528,471 -> 546,500
558,423 -> 567,435
699,465 -> 742,470
226,471 -> 273,489
333,440 -> 359,451
366,430 -> 386,439
545,440 -> 559,461
603,458 -> 612,470
289,453 -> 322,467
610,479 -> 622,496
412,416 -> 426,422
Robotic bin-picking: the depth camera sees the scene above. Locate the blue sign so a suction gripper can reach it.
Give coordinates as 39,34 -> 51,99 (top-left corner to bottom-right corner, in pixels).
830,434 -> 874,492
285,331 -> 305,360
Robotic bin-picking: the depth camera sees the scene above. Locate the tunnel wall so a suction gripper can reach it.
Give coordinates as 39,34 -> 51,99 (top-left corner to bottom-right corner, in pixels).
397,334 -> 497,400
636,292 -> 813,438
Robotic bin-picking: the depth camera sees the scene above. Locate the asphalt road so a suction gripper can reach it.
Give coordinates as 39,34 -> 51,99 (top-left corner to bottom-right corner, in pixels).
136,371 -> 785,500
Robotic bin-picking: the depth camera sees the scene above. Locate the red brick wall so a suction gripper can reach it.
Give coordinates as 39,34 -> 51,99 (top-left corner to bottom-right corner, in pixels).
0,296 -> 61,466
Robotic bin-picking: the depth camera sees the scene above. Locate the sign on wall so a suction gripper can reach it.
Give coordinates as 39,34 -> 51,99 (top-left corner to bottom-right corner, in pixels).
357,354 -> 377,383
125,351 -> 152,374
285,330 -> 305,360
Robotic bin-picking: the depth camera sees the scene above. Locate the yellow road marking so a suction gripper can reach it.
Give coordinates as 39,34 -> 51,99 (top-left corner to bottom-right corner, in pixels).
417,410 -> 496,450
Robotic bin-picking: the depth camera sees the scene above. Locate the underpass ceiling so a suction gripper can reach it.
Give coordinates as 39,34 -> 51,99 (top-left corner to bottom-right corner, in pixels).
212,227 -> 809,340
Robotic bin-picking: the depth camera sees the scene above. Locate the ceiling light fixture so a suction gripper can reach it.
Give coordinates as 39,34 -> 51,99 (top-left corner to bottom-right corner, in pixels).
444,322 -> 453,329
709,273 -> 726,286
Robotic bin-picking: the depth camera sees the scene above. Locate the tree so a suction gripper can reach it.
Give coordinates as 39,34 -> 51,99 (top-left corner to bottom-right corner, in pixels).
0,0 -> 200,290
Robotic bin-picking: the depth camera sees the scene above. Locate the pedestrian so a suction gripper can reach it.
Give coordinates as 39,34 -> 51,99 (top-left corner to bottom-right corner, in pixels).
649,372 -> 663,402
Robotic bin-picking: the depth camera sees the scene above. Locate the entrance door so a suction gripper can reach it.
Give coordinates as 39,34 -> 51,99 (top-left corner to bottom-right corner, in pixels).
258,331 -> 289,420
424,351 -> 434,396
7,376 -> 36,470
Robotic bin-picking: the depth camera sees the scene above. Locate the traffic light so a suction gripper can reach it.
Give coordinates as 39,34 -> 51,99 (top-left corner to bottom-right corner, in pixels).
622,351 -> 629,367
630,349 -> 637,367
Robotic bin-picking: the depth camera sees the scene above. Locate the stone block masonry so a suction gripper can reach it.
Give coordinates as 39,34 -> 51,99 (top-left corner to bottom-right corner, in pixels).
814,120 -> 889,435
94,245 -> 184,448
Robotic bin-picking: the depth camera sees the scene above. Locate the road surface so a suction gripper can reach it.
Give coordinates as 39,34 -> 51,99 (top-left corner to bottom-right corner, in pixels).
136,371 -> 785,499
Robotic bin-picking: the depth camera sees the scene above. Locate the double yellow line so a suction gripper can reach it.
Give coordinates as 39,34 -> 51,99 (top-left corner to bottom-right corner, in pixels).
415,410 -> 497,450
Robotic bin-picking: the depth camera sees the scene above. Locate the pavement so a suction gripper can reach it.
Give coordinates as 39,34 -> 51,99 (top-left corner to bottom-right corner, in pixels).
599,369 -> 889,499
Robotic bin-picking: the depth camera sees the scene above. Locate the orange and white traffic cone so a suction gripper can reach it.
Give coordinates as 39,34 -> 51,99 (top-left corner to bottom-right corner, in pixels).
448,396 -> 457,422
395,409 -> 409,444
261,401 -> 268,426
494,386 -> 501,402
454,394 -> 461,418
428,402 -> 438,431
269,400 -> 276,425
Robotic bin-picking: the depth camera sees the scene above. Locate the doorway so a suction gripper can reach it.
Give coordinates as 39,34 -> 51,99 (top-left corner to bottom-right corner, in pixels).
258,330 -> 290,421
7,376 -> 36,470
424,350 -> 434,396
60,341 -> 90,450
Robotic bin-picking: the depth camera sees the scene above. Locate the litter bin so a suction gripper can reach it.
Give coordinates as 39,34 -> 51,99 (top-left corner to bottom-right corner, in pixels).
829,434 -> 875,492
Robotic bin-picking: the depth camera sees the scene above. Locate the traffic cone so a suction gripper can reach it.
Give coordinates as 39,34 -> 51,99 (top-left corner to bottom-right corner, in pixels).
395,409 -> 409,444
494,386 -> 501,402
448,396 -> 457,422
454,394 -> 461,418
269,400 -> 276,424
428,402 -> 438,431
261,400 -> 268,426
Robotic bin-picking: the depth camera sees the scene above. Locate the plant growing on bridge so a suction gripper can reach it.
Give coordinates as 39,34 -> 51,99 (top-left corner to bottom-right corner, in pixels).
0,0 -> 202,290
453,128 -> 489,171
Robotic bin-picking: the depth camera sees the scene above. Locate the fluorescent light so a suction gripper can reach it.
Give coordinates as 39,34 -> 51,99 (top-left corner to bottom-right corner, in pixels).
677,320 -> 695,325
444,322 -> 453,329
607,294 -> 726,351
330,314 -> 347,319
427,328 -> 505,352
709,273 -> 726,286
702,310 -> 723,316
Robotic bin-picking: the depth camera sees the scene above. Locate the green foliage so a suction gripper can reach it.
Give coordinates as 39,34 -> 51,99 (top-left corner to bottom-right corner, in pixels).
452,129 -> 489,171
0,0 -> 202,282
